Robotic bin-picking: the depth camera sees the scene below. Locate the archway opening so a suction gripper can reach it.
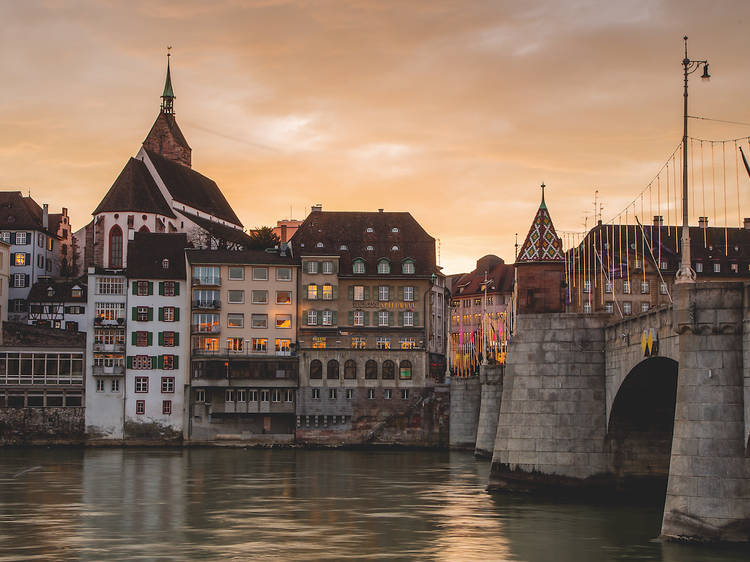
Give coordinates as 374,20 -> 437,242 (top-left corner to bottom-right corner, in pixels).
606,357 -> 678,499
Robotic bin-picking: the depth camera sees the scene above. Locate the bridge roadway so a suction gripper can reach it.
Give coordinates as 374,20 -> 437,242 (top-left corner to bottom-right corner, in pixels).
482,281 -> 750,542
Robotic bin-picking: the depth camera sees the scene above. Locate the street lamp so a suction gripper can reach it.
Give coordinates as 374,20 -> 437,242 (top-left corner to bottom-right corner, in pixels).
675,36 -> 710,284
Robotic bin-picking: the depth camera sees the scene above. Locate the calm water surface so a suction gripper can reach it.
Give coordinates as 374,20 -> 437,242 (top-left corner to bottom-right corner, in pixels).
0,448 -> 748,561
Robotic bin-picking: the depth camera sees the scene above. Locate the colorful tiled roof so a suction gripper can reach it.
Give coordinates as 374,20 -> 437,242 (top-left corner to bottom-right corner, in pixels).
516,186 -> 564,263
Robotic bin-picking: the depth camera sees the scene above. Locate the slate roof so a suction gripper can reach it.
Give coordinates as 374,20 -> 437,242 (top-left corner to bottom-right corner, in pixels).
290,210 -> 436,277
452,255 -> 514,297
188,213 -> 253,246
93,157 -> 176,218
144,149 -> 242,227
0,191 -> 46,231
126,232 -> 188,279
186,248 -> 297,266
144,112 -> 190,151
28,278 -> 87,303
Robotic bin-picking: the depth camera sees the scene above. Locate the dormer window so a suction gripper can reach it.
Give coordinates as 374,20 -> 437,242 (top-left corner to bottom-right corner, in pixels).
316,242 -> 324,248
391,245 -> 399,251
162,258 -> 170,269
339,245 -> 348,251
71,286 -> 82,298
47,287 -> 54,297
391,227 -> 399,233
366,227 -> 374,233
353,259 -> 366,274
366,245 -> 374,251
377,259 -> 390,274
402,259 -> 415,274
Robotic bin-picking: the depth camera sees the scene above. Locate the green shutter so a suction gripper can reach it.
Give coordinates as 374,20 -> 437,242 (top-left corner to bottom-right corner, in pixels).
147,332 -> 153,346
413,287 -> 419,300
348,286 -> 354,300
131,307 -> 137,321
132,281 -> 137,295
147,307 -> 153,321
174,283 -> 180,296
388,286 -> 395,301
174,356 -> 179,369
159,332 -> 164,346
388,311 -> 394,326
332,311 -> 337,325
317,285 -> 322,299
148,281 -> 154,295
398,311 -> 404,326
332,261 -> 339,274
348,311 -> 354,325
131,332 -> 137,345
398,287 -> 404,301
317,261 -> 323,273
332,286 -> 338,299
364,286 -> 370,300
414,312 -> 420,325
126,356 -> 133,369
158,282 -> 164,296
174,308 -> 180,321
174,333 -> 179,346
158,355 -> 164,369
302,309 -> 308,326
159,307 -> 164,321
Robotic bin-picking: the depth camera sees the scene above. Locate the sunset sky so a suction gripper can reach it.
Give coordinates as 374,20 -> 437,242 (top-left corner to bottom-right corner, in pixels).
1,1 -> 749,274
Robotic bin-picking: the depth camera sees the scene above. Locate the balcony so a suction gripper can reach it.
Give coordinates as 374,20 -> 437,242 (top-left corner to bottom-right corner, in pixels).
93,343 -> 126,353
192,347 -> 297,358
94,317 -> 125,327
192,276 -> 221,287
192,299 -> 221,310
191,324 -> 221,334
92,365 -> 125,376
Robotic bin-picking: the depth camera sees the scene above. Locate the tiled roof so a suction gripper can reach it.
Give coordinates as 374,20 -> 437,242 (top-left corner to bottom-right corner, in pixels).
93,158 -> 176,218
1,321 -> 86,348
290,210 -> 436,277
28,278 -> 87,303
126,232 -> 188,279
0,191 -> 44,230
144,149 -> 242,227
517,197 -> 564,263
188,213 -> 253,246
452,255 -> 514,297
144,112 -> 190,151
186,248 -> 297,266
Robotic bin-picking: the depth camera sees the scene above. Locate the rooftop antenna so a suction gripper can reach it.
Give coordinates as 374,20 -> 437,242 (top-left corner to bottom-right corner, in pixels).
514,232 -> 519,260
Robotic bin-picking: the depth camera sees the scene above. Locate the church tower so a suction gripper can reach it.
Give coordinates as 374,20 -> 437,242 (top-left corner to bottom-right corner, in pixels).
515,183 -> 566,313
142,49 -> 192,168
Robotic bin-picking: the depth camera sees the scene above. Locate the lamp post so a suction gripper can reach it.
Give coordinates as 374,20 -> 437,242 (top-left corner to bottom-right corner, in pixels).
675,35 -> 710,284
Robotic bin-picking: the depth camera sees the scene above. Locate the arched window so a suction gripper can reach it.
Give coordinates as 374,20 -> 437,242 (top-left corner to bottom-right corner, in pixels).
399,360 -> 412,379
109,225 -> 123,268
309,360 -> 322,379
344,360 -> 357,379
162,258 -> 170,269
365,360 -> 378,379
382,360 -> 395,379
327,359 -> 340,379
377,259 -> 390,274
353,259 -> 366,274
401,259 -> 415,274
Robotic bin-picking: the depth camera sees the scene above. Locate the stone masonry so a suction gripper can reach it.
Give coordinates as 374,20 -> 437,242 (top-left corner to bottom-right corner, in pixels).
449,376 -> 481,449
474,364 -> 503,458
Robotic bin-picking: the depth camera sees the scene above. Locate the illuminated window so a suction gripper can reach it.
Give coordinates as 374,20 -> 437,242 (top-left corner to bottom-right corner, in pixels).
275,338 -> 291,352
400,337 -> 416,349
276,315 -> 292,328
277,290 -> 292,304
321,285 -> 333,300
353,286 -> 364,301
376,337 -> 390,349
312,337 -> 326,349
307,284 -> 318,300
351,336 -> 366,349
252,338 -> 267,352
14,253 -> 25,266
227,337 -> 243,352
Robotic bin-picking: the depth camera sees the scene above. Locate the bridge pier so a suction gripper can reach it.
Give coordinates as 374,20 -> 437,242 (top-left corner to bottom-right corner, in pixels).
448,376 -> 481,450
474,364 -> 504,459
661,283 -> 750,542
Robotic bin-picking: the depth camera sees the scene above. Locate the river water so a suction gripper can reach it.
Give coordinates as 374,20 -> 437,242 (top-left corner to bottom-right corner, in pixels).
0,448 -> 748,561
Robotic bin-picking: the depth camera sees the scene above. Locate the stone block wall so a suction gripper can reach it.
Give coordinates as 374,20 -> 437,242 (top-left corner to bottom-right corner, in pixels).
474,364 -> 503,458
0,407 -> 85,444
489,313 -> 608,490
449,376 -> 481,449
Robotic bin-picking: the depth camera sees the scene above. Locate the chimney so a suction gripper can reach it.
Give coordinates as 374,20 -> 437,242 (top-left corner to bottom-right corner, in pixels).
280,224 -> 288,242
653,215 -> 663,226
43,203 -> 49,230
744,218 -> 750,230
311,204 -> 322,213
699,216 -> 708,228
378,208 -> 384,213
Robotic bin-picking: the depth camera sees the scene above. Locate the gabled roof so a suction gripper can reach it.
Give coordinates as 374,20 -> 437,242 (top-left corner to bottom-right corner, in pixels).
186,248 -> 297,266
28,278 -> 87,303
290,210 -> 436,276
0,191 -> 44,230
452,255 -> 514,297
188,213 -> 253,246
1,321 -> 85,348
144,149 -> 242,227
126,232 -> 187,279
144,112 -> 190,152
93,157 -> 176,218
517,188 -> 564,263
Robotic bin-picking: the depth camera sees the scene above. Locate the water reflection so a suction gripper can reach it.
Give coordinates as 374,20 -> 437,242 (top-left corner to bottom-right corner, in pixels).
0,448 -> 748,561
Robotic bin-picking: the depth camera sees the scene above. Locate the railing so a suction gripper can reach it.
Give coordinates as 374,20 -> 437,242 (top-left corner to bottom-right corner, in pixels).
191,300 -> 221,310
92,365 -> 125,376
94,317 -> 125,326
192,276 -> 221,286
0,373 -> 83,385
93,343 -> 126,353
191,324 -> 221,334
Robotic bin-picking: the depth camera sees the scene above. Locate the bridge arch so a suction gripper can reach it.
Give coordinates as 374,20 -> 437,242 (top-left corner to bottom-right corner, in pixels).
606,356 -> 678,493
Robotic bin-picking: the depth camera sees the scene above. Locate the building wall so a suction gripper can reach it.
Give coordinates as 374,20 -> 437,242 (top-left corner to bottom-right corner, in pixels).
0,241 -> 9,330
4,229 -> 60,320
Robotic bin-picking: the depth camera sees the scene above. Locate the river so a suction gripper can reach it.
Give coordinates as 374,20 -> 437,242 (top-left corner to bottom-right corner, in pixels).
0,448 -> 748,561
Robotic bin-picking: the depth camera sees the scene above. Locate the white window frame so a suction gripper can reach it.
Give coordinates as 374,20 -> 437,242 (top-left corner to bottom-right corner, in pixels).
378,310 -> 389,327
252,267 -> 268,281
403,286 -> 414,301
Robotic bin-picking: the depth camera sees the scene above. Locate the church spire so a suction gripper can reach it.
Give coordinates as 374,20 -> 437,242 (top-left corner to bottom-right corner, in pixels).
160,47 -> 175,115
540,182 -> 547,210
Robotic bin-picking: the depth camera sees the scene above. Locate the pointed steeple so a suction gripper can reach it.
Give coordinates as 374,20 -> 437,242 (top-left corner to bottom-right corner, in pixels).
516,183 -> 563,263
540,182 -> 547,210
160,47 -> 175,115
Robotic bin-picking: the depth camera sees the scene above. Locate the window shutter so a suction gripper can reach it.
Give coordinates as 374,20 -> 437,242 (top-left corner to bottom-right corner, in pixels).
348,311 -> 354,325
333,261 -> 338,274
388,311 -> 393,326
388,286 -> 395,301
364,286 -> 370,300
174,356 -> 179,369
9,232 -> 15,244
413,287 -> 419,300
174,333 -> 179,346
348,286 -> 354,300
332,286 -> 338,299
131,307 -> 138,321
148,307 -> 153,321
398,311 -> 404,326
304,284 -> 309,300
25,253 -> 31,264
147,332 -> 153,346
317,261 -> 323,273
332,311 -> 337,325
398,287 -> 404,301
174,283 -> 180,296
157,355 -> 164,369
159,307 -> 164,321
317,285 -> 322,299
302,309 -> 308,326
126,356 -> 132,369
158,282 -> 164,296
148,281 -> 154,295
174,308 -> 180,321
131,332 -> 137,345
414,312 -> 420,325
10,253 -> 14,263
159,332 -> 164,346
132,281 -> 137,295
24,274 -> 29,287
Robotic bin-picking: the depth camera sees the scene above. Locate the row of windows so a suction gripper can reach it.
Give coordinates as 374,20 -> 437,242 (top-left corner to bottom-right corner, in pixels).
303,310 -> 419,327
192,266 -> 292,283
131,306 -> 180,322
451,296 -> 501,308
351,258 -> 415,275
192,313 -> 292,332
192,289 -> 292,306
310,388 -> 410,400
193,336 -> 291,353
583,280 -> 669,295
133,280 -> 180,296
585,301 -> 653,315
309,359 -> 412,380
29,304 -> 84,315
134,399 -> 172,416
132,331 -> 180,347
127,355 -> 180,370
217,389 -> 295,403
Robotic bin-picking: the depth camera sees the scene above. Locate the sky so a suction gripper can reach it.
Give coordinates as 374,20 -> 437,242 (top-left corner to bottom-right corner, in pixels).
0,0 -> 749,275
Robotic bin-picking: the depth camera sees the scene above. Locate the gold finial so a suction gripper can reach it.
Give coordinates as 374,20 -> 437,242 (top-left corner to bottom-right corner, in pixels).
167,45 -> 172,58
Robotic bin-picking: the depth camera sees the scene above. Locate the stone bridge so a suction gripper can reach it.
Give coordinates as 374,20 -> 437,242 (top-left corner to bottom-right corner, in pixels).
481,281 -> 750,542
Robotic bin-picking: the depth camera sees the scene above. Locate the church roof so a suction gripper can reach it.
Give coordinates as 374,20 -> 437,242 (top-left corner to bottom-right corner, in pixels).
93,157 -> 176,218
187,213 -> 253,246
144,148 -> 242,227
516,186 -> 564,263
144,112 -> 191,152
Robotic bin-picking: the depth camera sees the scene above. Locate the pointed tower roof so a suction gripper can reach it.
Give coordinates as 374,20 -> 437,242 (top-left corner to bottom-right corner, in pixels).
161,48 -> 175,114
516,183 -> 564,263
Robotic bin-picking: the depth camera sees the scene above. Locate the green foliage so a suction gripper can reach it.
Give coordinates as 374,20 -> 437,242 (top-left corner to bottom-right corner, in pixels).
246,226 -> 280,251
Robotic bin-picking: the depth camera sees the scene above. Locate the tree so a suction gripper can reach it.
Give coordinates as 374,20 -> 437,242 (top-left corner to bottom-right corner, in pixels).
246,226 -> 280,251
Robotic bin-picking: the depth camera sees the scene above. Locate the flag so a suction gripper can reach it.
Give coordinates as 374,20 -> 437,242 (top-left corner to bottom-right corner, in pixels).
741,146 -> 750,180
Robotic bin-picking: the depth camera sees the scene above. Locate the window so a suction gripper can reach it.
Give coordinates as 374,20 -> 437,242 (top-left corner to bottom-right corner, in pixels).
382,360 -> 395,379
640,281 -> 650,294
228,290 -> 244,304
401,389 -> 409,400
731,263 -> 739,273
161,377 -> 175,393
192,313 -> 219,333
275,338 -> 291,352
226,390 -> 236,402
14,253 -> 26,266
307,261 -> 319,274
378,310 -> 389,327
378,286 -> 389,301
353,260 -> 365,274
109,226 -> 123,268
16,232 -> 28,245
367,389 -> 376,400
195,389 -> 206,403
322,261 -> 334,274
250,314 -> 267,328
384,389 -> 392,400
400,337 -> 416,349
641,302 -> 650,313
135,377 -> 149,392
346,389 -> 354,400
276,314 -> 292,328
136,400 -> 145,415
322,310 -> 333,326
272,390 -> 282,403
136,306 -> 151,322
276,267 -> 292,281
695,262 -> 703,273
192,266 -> 220,285
403,311 -> 414,327
261,390 -> 270,403
162,400 -> 172,415
353,286 -> 364,301
248,390 -> 258,402
353,311 -> 364,326
365,360 -> 378,379
340,245 -> 348,251
399,360 -> 412,379
12,273 -> 26,288
71,287 -> 82,298
312,388 -> 321,400
228,267 -> 244,280
391,227 -> 399,233
321,285 -> 333,300
251,290 -> 268,304
277,291 -> 292,304
194,336 -> 218,352
366,227 -> 374,233
163,281 -> 176,296
623,302 -> 632,315
376,337 -> 390,350
253,267 -> 268,280
623,281 -> 631,294
96,379 -> 105,392
329,388 -> 337,400
378,260 -> 390,274
312,337 -> 326,349
583,280 -> 591,294
162,307 -> 176,322
307,310 -> 318,325
392,245 -> 399,251
161,259 -> 170,270
316,242 -> 323,248
660,282 -> 668,295
604,282 -> 612,294
351,336 -> 366,349
111,380 -> 120,392
252,338 -> 268,352
307,284 -> 318,300
310,360 -> 323,379
366,245 -> 374,251
135,331 -> 150,347
227,337 -> 244,352
285,390 -> 294,402
713,263 -> 721,273
402,260 -> 415,274
226,313 -> 244,328
605,302 -> 614,313
344,360 -> 356,379
162,355 -> 175,370
583,303 -> 592,314
403,286 -> 414,301
661,261 -> 668,270
327,360 -> 340,379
